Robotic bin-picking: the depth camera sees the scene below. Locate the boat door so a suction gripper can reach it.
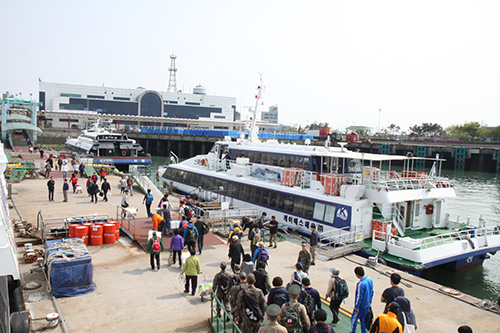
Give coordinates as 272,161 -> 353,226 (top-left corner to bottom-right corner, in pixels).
398,201 -> 416,229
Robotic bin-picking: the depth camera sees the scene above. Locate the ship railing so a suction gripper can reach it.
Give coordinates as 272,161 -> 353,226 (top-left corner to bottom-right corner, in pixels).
318,226 -> 364,247
364,170 -> 453,192
372,225 -> 500,253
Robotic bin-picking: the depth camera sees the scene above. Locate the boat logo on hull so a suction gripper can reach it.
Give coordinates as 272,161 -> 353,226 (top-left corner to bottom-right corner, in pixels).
337,208 -> 349,221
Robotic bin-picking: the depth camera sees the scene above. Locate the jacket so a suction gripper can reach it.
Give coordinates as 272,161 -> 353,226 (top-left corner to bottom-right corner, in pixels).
267,287 -> 289,306
183,224 -> 199,242
151,213 -> 164,230
228,241 -> 244,260
181,254 -> 200,276
146,236 -> 164,254
169,234 -> 184,251
370,311 -> 402,333
354,276 -> 374,311
253,247 -> 269,265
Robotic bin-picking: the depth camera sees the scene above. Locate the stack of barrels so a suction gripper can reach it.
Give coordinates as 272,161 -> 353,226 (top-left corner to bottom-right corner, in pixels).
68,220 -> 121,246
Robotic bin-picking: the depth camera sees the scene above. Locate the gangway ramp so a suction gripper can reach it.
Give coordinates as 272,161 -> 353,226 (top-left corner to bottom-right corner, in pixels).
130,166 -> 163,198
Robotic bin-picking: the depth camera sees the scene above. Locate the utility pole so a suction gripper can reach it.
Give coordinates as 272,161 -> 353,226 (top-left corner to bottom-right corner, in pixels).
378,108 -> 382,133
167,55 -> 178,93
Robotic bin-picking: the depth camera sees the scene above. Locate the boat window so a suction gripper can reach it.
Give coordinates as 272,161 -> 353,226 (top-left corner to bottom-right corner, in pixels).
284,155 -> 293,168
324,205 -> 336,224
293,197 -> 305,216
278,155 -> 285,167
276,191 -> 285,210
303,199 -> 315,219
250,187 -> 261,204
415,203 -> 420,216
254,152 -> 262,163
312,157 -> 321,173
261,153 -> 270,165
270,154 -> 279,166
284,195 -> 294,212
269,191 -> 278,209
313,203 -> 325,220
261,189 -> 270,206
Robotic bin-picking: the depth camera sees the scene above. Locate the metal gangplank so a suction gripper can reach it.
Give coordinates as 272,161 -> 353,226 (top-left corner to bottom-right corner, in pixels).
129,165 -> 164,197
200,207 -> 258,234
317,226 -> 366,260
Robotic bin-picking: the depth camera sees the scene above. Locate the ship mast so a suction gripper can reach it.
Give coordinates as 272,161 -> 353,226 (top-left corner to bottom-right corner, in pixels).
248,73 -> 264,142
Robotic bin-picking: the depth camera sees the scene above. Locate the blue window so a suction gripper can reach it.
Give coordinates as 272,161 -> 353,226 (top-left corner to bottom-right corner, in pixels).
113,97 -> 130,101
140,92 -> 162,117
87,95 -> 105,99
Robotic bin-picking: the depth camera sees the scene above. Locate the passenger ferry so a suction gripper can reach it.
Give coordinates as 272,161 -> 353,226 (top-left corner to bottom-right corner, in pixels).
161,80 -> 500,273
64,119 -> 151,170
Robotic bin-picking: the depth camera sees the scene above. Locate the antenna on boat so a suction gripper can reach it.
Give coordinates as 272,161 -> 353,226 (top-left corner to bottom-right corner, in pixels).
249,73 -> 264,142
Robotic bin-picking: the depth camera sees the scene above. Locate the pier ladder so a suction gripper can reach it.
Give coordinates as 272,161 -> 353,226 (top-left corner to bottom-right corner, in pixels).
455,147 -> 466,170
416,146 -> 427,169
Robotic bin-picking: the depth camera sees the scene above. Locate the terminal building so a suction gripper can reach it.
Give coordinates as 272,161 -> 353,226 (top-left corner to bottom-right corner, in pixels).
261,105 -> 278,124
39,82 -> 237,129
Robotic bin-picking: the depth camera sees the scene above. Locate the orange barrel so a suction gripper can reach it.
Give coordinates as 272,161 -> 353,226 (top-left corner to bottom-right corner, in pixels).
75,226 -> 89,246
82,222 -> 95,229
103,223 -> 116,244
68,224 -> 80,238
90,224 -> 103,246
109,220 -> 120,240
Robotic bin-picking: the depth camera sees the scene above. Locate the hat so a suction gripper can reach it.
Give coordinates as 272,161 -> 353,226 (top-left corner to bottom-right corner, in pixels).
148,212 -> 153,217
388,302 -> 400,314
301,241 -> 307,246
295,262 -> 303,270
266,304 -> 281,317
232,235 -> 239,241
329,267 -> 340,275
288,284 -> 301,296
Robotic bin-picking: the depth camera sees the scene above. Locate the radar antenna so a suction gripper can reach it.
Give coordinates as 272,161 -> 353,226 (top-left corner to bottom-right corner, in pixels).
167,54 -> 178,92
249,73 -> 264,142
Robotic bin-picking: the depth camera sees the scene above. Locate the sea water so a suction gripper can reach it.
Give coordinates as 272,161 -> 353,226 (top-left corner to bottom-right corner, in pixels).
151,156 -> 500,301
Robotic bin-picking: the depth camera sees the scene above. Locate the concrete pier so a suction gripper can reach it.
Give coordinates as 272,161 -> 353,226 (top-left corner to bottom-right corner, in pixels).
10,175 -> 500,332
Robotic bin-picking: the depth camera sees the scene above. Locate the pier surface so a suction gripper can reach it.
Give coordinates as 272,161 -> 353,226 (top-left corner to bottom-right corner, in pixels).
11,175 -> 500,332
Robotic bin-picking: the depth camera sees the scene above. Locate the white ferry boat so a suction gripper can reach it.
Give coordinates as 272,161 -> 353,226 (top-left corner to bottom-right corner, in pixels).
64,119 -> 151,169
161,80 -> 500,273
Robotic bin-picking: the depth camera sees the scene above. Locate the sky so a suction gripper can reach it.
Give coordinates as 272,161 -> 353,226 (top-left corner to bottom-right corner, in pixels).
2,0 -> 500,132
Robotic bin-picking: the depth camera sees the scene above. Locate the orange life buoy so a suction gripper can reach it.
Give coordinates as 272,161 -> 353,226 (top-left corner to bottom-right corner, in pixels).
201,158 -> 208,166
121,150 -> 127,156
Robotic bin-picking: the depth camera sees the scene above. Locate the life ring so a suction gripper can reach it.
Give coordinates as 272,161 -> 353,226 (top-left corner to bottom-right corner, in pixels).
390,171 -> 400,179
201,158 -> 208,166
121,150 -> 127,156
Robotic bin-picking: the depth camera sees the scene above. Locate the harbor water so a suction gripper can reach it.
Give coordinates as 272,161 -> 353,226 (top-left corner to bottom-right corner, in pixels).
151,156 -> 500,301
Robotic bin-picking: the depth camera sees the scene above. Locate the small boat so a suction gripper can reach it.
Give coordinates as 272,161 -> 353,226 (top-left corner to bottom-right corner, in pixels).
161,77 -> 500,274
64,119 -> 151,170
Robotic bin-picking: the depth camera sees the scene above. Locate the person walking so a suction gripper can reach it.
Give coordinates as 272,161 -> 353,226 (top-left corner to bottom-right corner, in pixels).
98,167 -> 107,182
61,158 -> 69,179
267,276 -> 289,307
45,161 -> 52,178
70,173 -> 78,193
393,296 -> 417,332
264,215 -> 279,248
143,189 -> 154,216
249,223 -> 263,258
159,203 -> 172,236
369,302 -> 403,333
89,181 -> 99,203
289,262 -> 308,288
149,212 -> 165,233
229,272 -> 247,318
235,273 -> 267,333
325,267 -> 348,325
119,175 -> 127,194
146,231 -> 164,270
213,262 -> 232,318
350,266 -> 374,333
228,236 -> 245,272
183,220 -> 199,254
126,175 -> 134,196
381,273 -> 405,313
62,179 -> 69,202
310,309 -> 336,333
253,261 -> 271,296
169,229 -> 184,268
194,216 -> 208,254
241,254 -> 255,276
79,161 -> 85,178
252,242 -> 269,266
298,278 -> 322,325
280,284 -> 311,332
258,304 -> 287,333
310,223 -> 319,266
121,189 -> 130,218
101,177 -> 111,202
297,241 -> 312,273
47,176 -> 55,201
180,248 -> 201,295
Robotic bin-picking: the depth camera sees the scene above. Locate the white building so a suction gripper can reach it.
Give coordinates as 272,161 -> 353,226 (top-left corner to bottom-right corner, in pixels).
261,105 -> 278,124
39,82 -> 237,129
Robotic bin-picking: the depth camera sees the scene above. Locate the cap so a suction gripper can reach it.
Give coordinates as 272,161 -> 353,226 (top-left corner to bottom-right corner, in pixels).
266,304 -> 281,316
329,267 -> 340,275
232,235 -> 239,241
148,213 -> 153,217
301,241 -> 307,246
295,262 -> 303,269
288,284 -> 301,296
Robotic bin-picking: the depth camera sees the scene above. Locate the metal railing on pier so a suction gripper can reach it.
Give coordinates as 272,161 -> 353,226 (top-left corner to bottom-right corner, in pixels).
209,290 -> 241,333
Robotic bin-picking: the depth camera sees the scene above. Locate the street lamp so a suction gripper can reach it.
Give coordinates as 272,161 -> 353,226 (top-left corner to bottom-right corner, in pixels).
378,109 -> 382,134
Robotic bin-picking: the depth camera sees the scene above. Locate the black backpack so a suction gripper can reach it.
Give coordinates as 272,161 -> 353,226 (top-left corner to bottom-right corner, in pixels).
302,292 -> 315,323
219,273 -> 229,294
273,292 -> 288,307
242,290 -> 263,322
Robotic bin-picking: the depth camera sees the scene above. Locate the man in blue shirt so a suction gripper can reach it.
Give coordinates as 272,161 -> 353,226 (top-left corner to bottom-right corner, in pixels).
350,266 -> 374,333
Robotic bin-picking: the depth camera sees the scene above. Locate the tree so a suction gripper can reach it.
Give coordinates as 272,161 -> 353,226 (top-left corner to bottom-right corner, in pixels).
408,123 -> 443,137
447,121 -> 485,140
387,123 -> 400,136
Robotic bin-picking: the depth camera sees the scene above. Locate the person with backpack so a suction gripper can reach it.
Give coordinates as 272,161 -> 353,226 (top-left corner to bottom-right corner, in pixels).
298,278 -> 322,325
253,261 -> 271,296
309,309 -> 335,333
229,272 -> 247,318
101,177 -> 111,202
258,304 -> 287,333
249,223 -> 263,258
142,189 -> 154,216
267,276 -> 290,307
213,262 -> 231,318
180,202 -> 192,221
228,236 -> 245,272
178,219 -> 189,234
325,267 -> 348,325
289,262 -> 308,288
146,231 -> 164,270
253,242 -> 269,266
169,229 -> 184,268
235,273 -> 267,333
159,203 -> 172,236
228,223 -> 243,244
180,248 -> 201,296
183,220 -> 199,254
280,284 -> 311,333
393,296 -> 417,332
380,273 -> 405,314
194,216 -> 209,254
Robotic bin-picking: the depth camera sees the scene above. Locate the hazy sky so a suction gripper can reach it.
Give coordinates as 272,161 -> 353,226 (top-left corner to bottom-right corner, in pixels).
2,1 -> 500,132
